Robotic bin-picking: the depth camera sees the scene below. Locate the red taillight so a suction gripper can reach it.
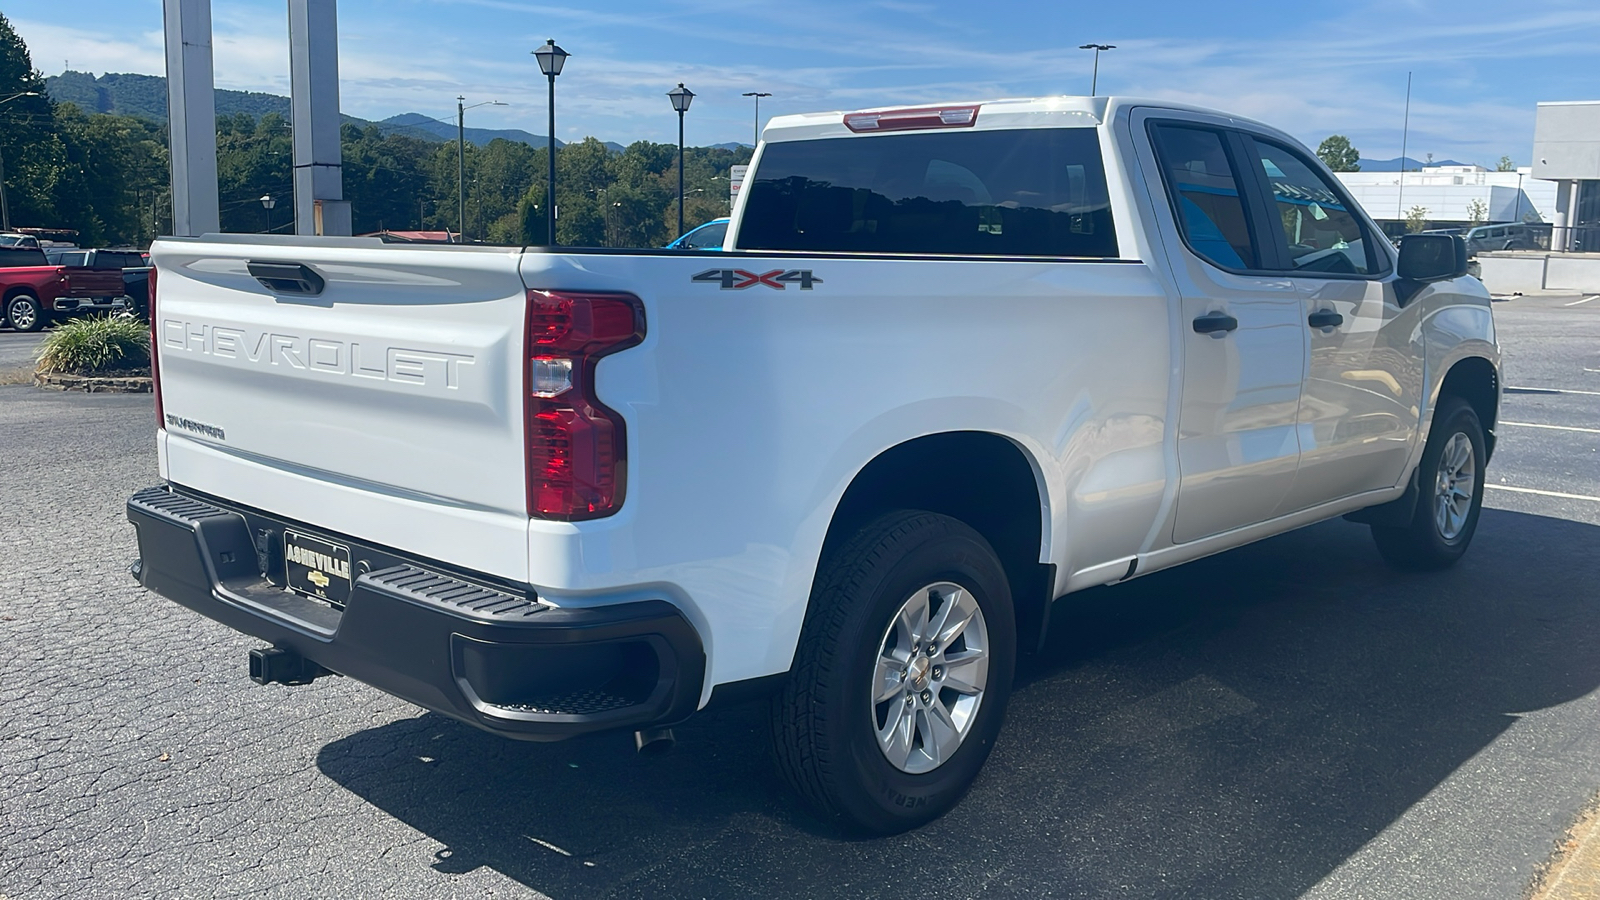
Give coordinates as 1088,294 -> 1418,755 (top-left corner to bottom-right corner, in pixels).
524,290 -> 644,520
148,267 -> 163,429
843,105 -> 980,133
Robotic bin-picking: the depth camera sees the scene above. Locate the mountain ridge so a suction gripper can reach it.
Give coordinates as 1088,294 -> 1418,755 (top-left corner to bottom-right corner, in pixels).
44,71 -> 632,151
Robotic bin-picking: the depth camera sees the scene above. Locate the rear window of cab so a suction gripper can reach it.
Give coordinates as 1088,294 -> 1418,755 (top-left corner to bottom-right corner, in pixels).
738,128 -> 1118,258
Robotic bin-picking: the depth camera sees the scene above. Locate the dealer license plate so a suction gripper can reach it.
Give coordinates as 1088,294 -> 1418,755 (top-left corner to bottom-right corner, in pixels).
283,529 -> 353,607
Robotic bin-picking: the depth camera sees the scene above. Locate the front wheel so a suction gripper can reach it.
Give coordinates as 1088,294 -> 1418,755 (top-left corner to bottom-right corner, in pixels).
770,511 -> 1015,834
6,293 -> 44,332
1371,397 -> 1486,570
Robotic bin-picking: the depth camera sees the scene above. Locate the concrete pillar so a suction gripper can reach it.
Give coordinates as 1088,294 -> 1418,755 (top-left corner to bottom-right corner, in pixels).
163,0 -> 220,236
288,0 -> 350,235
1554,179 -> 1573,252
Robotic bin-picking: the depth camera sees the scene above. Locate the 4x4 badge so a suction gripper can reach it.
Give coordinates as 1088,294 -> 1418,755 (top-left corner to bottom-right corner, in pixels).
692,268 -> 822,290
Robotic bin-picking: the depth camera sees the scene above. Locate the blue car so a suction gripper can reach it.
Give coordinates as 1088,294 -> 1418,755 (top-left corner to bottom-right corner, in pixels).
665,217 -> 729,250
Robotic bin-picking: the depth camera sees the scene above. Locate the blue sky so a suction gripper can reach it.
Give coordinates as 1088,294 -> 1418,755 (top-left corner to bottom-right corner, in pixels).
8,0 -> 1600,166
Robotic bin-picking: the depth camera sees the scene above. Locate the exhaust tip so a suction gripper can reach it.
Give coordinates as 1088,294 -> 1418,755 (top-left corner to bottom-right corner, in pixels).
634,726 -> 676,756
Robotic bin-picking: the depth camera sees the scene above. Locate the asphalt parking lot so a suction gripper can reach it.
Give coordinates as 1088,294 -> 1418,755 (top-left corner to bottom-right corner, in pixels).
2,293 -> 1597,900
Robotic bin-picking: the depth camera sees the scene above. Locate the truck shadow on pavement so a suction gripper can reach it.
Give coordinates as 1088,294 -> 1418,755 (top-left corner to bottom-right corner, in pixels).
316,509 -> 1600,899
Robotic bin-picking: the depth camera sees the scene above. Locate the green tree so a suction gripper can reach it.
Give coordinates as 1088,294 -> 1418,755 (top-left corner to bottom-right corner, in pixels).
0,12 -> 67,230
53,105 -> 167,244
341,123 -> 434,235
215,112 -> 293,233
1404,205 -> 1430,234
1316,135 -> 1361,172
1466,198 -> 1488,226
1497,155 -> 1515,172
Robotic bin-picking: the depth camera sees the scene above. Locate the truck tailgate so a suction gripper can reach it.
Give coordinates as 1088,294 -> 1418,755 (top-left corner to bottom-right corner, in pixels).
61,266 -> 128,298
150,237 -> 530,580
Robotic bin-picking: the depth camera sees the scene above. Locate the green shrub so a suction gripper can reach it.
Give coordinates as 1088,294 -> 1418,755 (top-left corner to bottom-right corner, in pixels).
35,315 -> 151,375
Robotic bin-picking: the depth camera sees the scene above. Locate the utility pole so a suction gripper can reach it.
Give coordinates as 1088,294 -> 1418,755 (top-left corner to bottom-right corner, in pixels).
457,96 -> 465,242
0,91 -> 41,231
454,97 -> 505,243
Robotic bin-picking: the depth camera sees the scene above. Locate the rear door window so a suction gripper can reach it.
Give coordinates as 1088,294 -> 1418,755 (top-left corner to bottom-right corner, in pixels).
1148,124 -> 1260,270
0,248 -> 49,267
737,128 -> 1117,257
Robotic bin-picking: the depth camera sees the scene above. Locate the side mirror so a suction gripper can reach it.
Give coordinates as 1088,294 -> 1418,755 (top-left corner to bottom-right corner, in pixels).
1397,234 -> 1468,282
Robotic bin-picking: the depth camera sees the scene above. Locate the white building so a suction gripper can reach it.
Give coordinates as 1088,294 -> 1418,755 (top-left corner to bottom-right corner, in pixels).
1532,100 -> 1600,251
1336,166 -> 1554,229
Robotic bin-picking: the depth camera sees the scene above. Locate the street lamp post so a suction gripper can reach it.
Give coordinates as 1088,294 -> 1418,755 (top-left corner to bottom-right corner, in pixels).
1078,44 -> 1115,95
532,39 -> 569,246
457,97 -> 506,243
741,91 -> 771,147
667,83 -> 695,238
0,91 -> 41,232
260,194 -> 276,233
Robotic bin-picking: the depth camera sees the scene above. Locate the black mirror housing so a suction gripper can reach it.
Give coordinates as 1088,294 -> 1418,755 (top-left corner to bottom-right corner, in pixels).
1397,234 -> 1468,282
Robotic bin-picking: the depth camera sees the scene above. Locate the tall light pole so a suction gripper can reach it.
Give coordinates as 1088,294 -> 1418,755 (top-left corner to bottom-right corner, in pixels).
667,83 -> 695,238
456,97 -> 506,243
260,194 -> 276,233
742,91 -> 771,147
1397,71 -> 1412,229
1078,44 -> 1115,96
0,91 -> 41,232
532,39 -> 569,246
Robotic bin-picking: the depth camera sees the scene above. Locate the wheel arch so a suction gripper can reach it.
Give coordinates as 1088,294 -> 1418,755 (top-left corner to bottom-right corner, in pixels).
818,431 -> 1055,653
1437,355 -> 1500,461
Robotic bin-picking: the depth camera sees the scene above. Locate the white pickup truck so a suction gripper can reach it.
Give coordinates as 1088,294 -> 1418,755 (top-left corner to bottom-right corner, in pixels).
128,95 -> 1498,834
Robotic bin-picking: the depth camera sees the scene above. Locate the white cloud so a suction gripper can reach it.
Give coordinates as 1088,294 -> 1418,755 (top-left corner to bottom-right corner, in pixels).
12,0 -> 1600,163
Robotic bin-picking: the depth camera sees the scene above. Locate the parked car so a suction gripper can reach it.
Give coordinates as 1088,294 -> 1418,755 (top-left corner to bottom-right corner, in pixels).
129,96 -> 1496,834
0,232 -> 40,249
1464,223 -> 1548,254
43,247 -> 147,270
665,217 -> 729,250
0,246 -> 132,331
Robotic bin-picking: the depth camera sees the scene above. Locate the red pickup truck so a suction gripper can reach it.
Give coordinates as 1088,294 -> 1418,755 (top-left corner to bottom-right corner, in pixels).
0,246 -> 129,331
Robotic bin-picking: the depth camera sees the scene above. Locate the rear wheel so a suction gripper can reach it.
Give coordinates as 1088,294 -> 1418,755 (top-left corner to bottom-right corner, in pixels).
1371,397 -> 1486,570
770,511 -> 1015,834
6,293 -> 43,332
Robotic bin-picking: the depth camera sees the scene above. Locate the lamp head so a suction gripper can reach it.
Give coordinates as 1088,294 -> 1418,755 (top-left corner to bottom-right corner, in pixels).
533,39 -> 569,77
668,83 -> 695,113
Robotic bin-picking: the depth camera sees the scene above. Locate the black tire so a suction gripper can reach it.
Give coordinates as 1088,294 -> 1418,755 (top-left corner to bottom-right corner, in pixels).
770,510 -> 1016,834
1371,397 -> 1486,570
6,293 -> 44,332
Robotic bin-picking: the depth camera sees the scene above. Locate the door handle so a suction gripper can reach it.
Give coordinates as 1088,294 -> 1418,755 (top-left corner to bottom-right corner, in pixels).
1308,309 -> 1344,329
1192,311 -> 1239,335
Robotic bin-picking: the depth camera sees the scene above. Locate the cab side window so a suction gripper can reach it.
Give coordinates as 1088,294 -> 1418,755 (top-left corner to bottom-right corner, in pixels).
1149,123 -> 1259,270
1247,138 -> 1378,276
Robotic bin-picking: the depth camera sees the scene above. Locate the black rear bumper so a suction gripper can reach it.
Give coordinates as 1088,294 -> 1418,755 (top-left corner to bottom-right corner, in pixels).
126,486 -> 705,741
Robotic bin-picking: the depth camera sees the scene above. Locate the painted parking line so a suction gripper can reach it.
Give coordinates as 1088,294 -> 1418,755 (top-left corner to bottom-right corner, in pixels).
1562,295 -> 1598,306
1485,484 -> 1600,503
1502,421 -> 1600,435
1506,386 -> 1600,397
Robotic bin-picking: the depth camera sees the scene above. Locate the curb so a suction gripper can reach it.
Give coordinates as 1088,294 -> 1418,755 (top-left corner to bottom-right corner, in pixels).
1531,800 -> 1600,900
33,371 -> 153,393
